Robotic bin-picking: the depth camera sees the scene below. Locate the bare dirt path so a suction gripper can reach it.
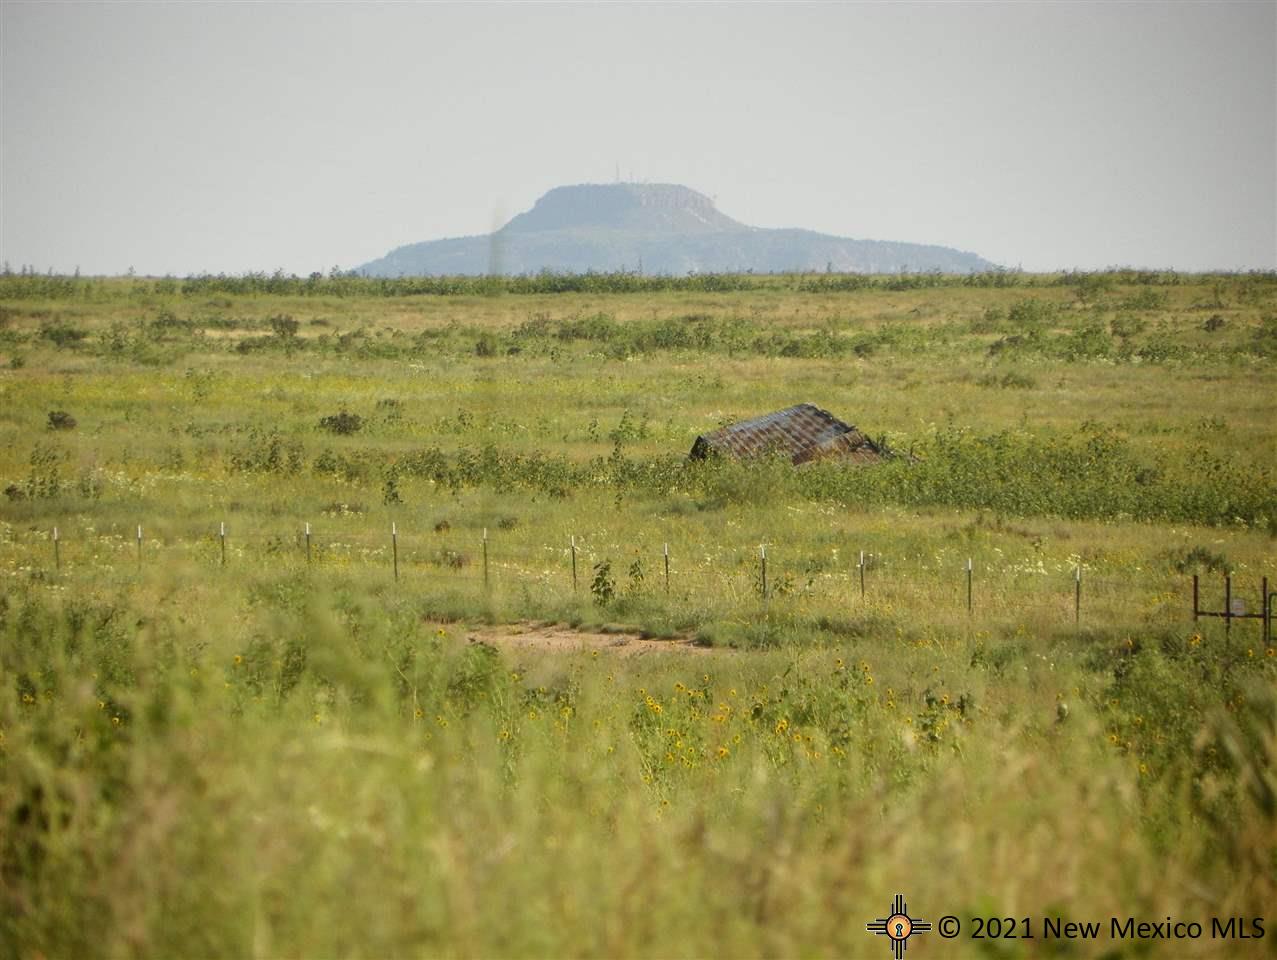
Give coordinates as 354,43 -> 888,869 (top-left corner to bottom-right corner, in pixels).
464,621 -> 719,657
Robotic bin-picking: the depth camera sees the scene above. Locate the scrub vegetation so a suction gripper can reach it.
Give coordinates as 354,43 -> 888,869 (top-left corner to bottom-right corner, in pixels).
2,269 -> 1275,957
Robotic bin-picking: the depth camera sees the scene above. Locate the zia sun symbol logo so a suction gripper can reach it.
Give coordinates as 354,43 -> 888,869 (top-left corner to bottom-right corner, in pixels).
866,893 -> 932,959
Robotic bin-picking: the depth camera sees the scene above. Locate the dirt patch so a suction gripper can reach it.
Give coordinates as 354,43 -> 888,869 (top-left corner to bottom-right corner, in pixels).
464,622 -> 717,657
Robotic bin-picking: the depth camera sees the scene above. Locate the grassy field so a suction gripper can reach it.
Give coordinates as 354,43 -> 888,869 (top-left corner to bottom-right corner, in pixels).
2,270 -> 1276,957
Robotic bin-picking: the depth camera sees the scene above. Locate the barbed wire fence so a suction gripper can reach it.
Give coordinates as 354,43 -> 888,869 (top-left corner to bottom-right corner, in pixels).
3,521 -> 1272,641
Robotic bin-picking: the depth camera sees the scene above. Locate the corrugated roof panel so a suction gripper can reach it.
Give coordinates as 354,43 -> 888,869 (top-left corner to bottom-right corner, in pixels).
794,431 -> 882,465
690,403 -> 882,466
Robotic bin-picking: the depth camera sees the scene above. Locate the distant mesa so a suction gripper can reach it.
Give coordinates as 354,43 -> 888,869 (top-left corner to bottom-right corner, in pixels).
357,183 -> 997,276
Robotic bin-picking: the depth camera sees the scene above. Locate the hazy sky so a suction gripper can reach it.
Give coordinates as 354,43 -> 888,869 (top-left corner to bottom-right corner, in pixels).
2,1 -> 1273,275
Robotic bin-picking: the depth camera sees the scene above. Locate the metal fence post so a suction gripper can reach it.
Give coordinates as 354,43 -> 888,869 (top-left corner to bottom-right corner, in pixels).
966,557 -> 973,614
1266,581 -> 1275,646
1263,576 -> 1270,645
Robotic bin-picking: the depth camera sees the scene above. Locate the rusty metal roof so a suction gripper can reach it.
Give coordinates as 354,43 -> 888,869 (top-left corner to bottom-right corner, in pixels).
689,403 -> 882,465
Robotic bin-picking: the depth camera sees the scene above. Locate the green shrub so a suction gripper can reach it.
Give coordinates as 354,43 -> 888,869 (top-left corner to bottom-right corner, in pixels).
1110,314 -> 1147,338
1007,298 -> 1060,329
1166,545 -> 1231,574
591,559 -> 615,606
318,410 -> 363,435
1252,315 -> 1277,357
230,430 -> 303,475
269,314 -> 299,338
39,322 -> 87,348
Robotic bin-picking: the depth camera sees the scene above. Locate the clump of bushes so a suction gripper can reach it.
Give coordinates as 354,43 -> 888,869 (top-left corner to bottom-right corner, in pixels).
312,449 -> 367,483
39,322 -> 88,348
1252,315 -> 1277,357
1006,298 -> 1060,329
269,314 -> 299,338
1110,315 -> 1147,339
5,443 -> 67,500
229,430 -> 303,475
1115,288 -> 1167,311
319,410 -> 363,435
1166,545 -> 1231,575
968,307 -> 1005,334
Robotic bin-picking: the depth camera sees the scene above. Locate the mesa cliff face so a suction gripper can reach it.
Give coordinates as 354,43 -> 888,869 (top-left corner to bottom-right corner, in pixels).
358,183 -> 996,275
501,184 -> 744,235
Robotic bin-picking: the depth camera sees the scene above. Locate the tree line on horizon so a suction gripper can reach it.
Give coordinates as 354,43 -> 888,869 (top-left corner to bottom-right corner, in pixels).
3,264 -> 1275,300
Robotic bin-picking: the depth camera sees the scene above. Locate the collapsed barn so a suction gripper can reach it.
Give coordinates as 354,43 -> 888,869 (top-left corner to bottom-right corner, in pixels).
688,403 -> 884,465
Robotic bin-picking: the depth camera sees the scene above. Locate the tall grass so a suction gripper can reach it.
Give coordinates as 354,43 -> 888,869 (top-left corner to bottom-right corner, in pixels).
3,570 -> 1275,956
2,273 -> 1275,956
3,531 -> 1275,957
